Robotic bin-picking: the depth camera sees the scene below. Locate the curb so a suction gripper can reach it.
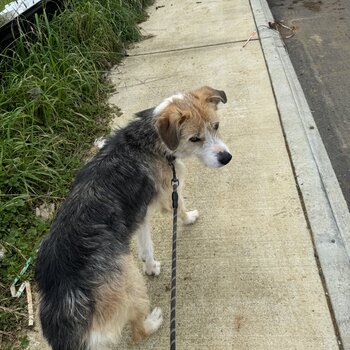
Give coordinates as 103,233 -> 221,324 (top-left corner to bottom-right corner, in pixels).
250,0 -> 350,348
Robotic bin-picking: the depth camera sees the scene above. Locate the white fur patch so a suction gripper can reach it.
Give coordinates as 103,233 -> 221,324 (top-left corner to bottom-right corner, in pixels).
153,93 -> 184,115
143,260 -> 161,276
94,137 -> 107,149
144,307 -> 163,334
183,210 -> 199,225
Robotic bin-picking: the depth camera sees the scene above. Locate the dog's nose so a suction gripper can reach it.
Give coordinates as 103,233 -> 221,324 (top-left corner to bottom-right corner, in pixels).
217,151 -> 232,165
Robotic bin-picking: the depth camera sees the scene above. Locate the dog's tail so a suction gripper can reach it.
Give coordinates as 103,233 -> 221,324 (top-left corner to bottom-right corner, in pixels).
38,286 -> 93,350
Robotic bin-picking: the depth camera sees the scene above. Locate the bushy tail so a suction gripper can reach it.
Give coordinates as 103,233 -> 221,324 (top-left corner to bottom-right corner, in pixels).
38,287 -> 93,350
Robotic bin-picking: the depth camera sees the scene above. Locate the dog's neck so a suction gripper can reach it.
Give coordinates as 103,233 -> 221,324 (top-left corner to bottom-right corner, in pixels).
122,107 -> 175,162
166,154 -> 176,164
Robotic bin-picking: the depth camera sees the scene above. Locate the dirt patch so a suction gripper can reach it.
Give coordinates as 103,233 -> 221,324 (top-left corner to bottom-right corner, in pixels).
303,0 -> 323,12
234,315 -> 246,332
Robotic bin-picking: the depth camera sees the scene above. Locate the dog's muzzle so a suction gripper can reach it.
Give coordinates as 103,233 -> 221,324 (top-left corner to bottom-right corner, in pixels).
217,151 -> 232,166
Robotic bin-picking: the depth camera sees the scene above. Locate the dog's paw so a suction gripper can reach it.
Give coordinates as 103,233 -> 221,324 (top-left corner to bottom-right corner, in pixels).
183,210 -> 199,225
144,307 -> 163,333
143,260 -> 161,276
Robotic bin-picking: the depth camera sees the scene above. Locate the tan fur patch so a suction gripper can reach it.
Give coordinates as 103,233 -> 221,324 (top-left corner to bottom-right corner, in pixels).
131,318 -> 148,343
87,255 -> 150,349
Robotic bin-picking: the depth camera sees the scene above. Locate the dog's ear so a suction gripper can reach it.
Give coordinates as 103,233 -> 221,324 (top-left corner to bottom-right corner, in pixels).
191,86 -> 227,108
155,111 -> 187,151
207,88 -> 227,105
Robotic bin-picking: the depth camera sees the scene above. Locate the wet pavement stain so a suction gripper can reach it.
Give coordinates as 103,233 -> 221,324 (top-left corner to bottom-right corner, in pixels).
303,0 -> 323,11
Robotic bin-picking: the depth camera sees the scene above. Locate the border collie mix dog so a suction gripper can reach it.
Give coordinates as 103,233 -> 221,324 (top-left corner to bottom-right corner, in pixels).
35,86 -> 232,350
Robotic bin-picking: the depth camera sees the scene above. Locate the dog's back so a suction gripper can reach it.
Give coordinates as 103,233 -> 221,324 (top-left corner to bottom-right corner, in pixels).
35,113 -> 159,350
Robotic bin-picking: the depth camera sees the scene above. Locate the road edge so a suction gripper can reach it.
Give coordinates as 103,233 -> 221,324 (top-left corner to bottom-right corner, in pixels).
250,0 -> 350,348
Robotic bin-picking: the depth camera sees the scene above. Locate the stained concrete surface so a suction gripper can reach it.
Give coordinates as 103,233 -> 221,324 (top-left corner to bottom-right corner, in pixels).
28,0 -> 341,349
267,0 -> 350,210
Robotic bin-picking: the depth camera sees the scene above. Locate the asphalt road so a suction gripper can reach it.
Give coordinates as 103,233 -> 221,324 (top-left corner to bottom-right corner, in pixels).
267,0 -> 350,209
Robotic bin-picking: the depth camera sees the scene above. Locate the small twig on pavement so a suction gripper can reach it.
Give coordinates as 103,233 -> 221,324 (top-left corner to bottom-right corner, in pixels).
242,31 -> 257,48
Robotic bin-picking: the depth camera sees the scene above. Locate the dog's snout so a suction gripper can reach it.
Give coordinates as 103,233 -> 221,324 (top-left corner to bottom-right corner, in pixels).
217,151 -> 232,165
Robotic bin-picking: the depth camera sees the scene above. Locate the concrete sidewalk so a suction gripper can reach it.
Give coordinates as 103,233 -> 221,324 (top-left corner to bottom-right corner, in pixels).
108,0 -> 340,349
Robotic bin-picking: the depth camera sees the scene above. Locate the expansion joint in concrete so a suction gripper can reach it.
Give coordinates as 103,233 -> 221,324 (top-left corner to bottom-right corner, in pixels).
128,38 -> 260,57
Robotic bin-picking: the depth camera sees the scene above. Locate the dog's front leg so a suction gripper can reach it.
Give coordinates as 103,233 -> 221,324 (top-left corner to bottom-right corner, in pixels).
178,191 -> 199,225
172,160 -> 199,225
137,216 -> 161,276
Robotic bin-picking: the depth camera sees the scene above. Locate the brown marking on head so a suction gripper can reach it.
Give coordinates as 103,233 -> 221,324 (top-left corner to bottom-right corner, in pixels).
155,86 -> 227,151
190,86 -> 227,109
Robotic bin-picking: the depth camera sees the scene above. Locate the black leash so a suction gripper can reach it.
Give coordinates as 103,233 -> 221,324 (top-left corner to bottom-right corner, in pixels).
167,156 -> 178,350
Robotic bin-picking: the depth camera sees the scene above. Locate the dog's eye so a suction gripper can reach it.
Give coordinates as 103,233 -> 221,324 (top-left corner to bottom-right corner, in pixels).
189,137 -> 201,143
213,122 -> 219,130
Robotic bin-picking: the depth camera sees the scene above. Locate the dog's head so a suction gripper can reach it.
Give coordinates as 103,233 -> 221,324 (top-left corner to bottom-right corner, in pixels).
154,86 -> 231,167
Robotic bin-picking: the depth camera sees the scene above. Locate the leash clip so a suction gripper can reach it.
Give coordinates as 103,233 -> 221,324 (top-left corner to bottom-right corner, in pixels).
171,178 -> 179,188
167,155 -> 179,190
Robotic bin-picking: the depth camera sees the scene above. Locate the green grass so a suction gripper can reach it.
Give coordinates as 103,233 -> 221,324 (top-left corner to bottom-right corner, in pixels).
0,0 -> 152,347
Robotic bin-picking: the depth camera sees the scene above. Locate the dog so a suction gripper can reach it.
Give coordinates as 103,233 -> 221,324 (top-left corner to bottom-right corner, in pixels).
35,86 -> 232,350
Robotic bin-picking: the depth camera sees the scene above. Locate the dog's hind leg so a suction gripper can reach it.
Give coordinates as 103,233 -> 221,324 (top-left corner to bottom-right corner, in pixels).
131,306 -> 163,342
126,257 -> 163,342
137,213 -> 161,276
88,255 -> 162,348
